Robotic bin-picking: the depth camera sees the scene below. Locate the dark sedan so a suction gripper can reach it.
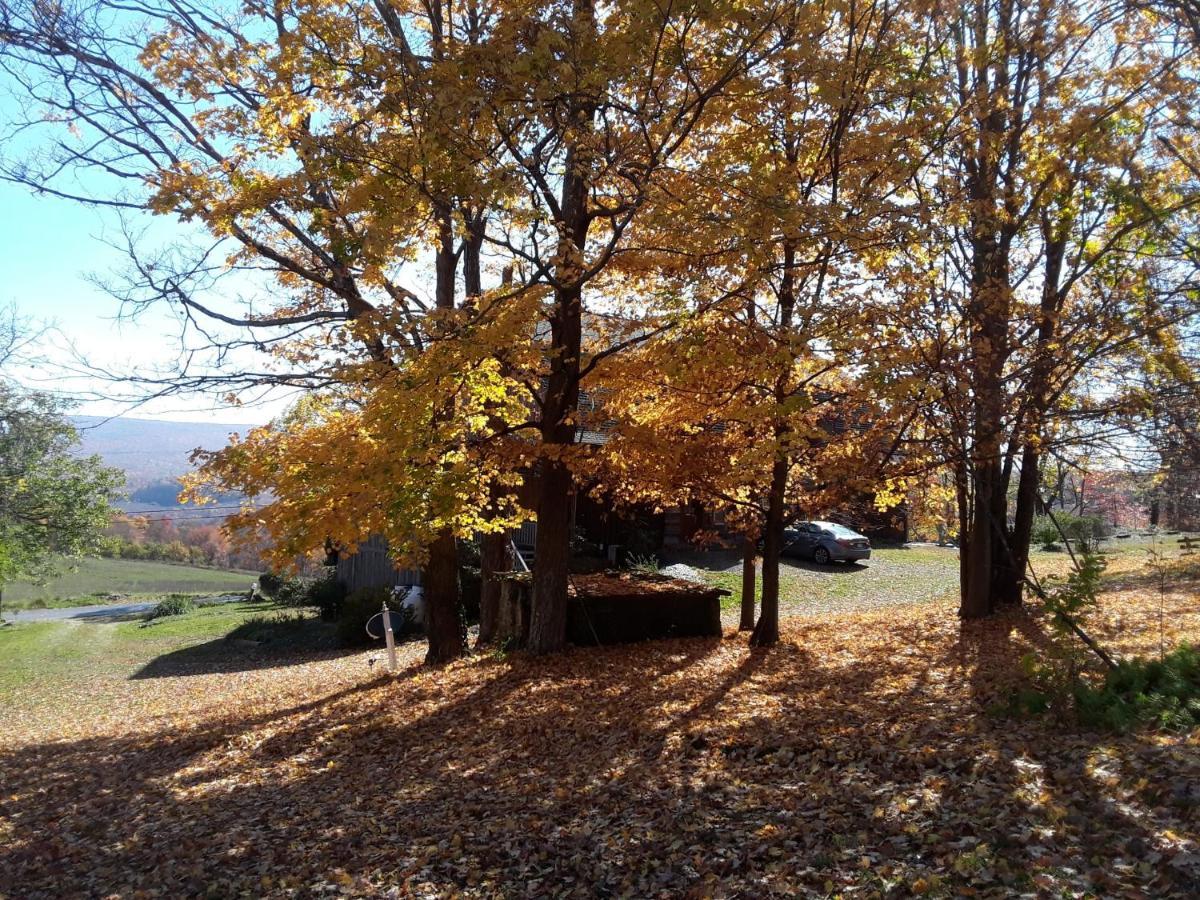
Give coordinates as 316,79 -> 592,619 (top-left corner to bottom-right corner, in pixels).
781,521 -> 872,564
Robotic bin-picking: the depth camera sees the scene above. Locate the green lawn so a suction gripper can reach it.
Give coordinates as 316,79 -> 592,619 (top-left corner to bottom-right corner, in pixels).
704,546 -> 963,614
0,601 -> 335,699
1,557 -> 259,609
701,536 -> 1197,617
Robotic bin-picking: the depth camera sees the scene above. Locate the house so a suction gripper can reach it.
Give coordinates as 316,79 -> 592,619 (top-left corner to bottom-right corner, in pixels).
336,358 -> 907,592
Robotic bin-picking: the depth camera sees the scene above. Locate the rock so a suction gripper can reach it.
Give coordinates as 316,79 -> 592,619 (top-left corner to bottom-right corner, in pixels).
659,564 -> 706,584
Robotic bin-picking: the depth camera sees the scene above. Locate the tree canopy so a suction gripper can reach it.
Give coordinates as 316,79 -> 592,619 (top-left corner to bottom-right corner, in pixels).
3,0 -> 1200,655
0,384 -> 124,598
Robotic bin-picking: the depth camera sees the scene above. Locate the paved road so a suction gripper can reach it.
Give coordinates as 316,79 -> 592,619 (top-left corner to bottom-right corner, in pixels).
2,594 -> 245,624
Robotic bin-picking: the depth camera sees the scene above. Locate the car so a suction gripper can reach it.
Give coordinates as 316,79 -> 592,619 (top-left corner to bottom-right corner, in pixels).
781,521 -> 871,565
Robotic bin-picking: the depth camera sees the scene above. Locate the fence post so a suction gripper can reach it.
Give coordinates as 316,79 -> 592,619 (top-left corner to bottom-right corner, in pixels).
382,600 -> 397,672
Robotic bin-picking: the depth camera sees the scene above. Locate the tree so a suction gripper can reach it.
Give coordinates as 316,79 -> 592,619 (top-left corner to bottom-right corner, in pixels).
908,0 -> 1199,617
0,384 -> 123,617
458,0 -> 783,653
0,0 -> 520,661
586,0 -> 930,645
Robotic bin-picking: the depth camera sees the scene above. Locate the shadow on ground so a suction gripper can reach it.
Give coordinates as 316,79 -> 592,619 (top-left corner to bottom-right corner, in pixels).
3,611 -> 1198,898
130,635 -> 364,679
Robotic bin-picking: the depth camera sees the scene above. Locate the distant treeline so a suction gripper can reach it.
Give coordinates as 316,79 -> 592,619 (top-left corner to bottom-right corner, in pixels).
103,515 -> 267,571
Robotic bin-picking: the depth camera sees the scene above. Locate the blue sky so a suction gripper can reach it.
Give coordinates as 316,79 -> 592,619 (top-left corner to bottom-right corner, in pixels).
0,68 -> 289,426
1,175 -> 287,425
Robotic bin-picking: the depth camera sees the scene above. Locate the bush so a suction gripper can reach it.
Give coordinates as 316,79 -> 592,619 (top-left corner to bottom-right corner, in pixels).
273,568 -> 345,620
1032,513 -> 1109,551
460,566 -> 482,625
308,570 -> 346,621
147,594 -> 195,619
1075,644 -> 1200,733
626,553 -> 661,576
226,611 -> 337,649
257,572 -> 284,596
336,586 -> 418,648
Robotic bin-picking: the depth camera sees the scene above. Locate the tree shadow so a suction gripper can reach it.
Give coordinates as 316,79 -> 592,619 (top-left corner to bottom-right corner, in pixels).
3,616 -> 1196,897
130,636 -> 367,678
781,557 -> 872,573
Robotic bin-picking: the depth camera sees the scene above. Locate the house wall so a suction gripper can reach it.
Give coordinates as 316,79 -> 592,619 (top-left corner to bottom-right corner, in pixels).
336,535 -> 422,594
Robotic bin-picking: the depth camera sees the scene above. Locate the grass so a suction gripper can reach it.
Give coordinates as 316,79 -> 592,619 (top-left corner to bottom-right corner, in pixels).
703,546 -> 964,614
701,537 -> 1197,618
1,556 -> 259,609
0,601 -> 335,699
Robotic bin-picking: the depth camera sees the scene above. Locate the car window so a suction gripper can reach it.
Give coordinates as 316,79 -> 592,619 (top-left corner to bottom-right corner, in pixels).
819,523 -> 861,538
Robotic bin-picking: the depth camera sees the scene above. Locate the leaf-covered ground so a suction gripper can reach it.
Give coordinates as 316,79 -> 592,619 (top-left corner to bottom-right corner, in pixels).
2,574 -> 1199,897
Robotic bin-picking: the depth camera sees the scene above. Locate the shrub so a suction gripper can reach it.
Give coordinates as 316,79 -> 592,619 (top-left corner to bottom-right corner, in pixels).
626,553 -> 661,576
457,540 -> 482,625
1075,644 -> 1200,733
147,594 -> 195,619
226,611 -> 337,649
257,572 -> 284,596
1032,513 -> 1109,552
307,570 -> 346,621
460,566 -> 482,625
273,568 -> 345,620
336,586 -> 419,648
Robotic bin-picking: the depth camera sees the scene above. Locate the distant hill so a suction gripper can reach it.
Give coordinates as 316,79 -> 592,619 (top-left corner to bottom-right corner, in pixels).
71,415 -> 251,504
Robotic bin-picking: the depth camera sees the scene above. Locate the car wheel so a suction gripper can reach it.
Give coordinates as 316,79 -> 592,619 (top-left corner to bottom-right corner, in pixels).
813,546 -> 831,565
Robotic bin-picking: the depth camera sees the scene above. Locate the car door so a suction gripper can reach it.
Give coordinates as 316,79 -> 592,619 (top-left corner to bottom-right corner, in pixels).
780,528 -> 803,557
789,523 -> 815,557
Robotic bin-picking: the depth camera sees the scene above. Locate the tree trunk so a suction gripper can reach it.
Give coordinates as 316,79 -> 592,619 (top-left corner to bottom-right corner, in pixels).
424,528 -> 465,664
959,224 -> 1012,618
750,458 -> 787,647
419,202 -> 466,659
998,443 -> 1040,606
527,54 -> 592,653
528,452 -> 574,653
526,260 -> 583,655
995,231 -> 1066,607
750,237 -> 796,648
960,393 -> 1006,618
478,530 -> 509,645
739,533 -> 757,631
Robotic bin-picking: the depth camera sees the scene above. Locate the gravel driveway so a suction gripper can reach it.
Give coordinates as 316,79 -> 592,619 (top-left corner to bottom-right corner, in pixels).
699,545 -> 963,626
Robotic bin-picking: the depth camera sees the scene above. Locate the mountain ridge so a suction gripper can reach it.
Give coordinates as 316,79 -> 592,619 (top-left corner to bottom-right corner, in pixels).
71,415 -> 250,502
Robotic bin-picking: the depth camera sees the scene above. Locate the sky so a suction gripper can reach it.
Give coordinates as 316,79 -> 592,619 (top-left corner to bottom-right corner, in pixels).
0,175 -> 291,426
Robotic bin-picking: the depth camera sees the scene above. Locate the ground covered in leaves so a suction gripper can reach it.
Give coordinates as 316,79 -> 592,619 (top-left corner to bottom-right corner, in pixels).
2,568 -> 1199,897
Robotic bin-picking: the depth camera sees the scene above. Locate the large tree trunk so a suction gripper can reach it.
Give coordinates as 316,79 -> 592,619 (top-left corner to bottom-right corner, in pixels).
960,356 -> 1008,616
424,528 -> 465,664
750,457 -> 787,647
478,530 -> 509,645
526,234 -> 584,655
529,453 -> 574,653
959,222 -> 1013,619
527,46 -> 593,653
420,203 -> 466,659
527,230 -> 585,655
739,533 -> 757,631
